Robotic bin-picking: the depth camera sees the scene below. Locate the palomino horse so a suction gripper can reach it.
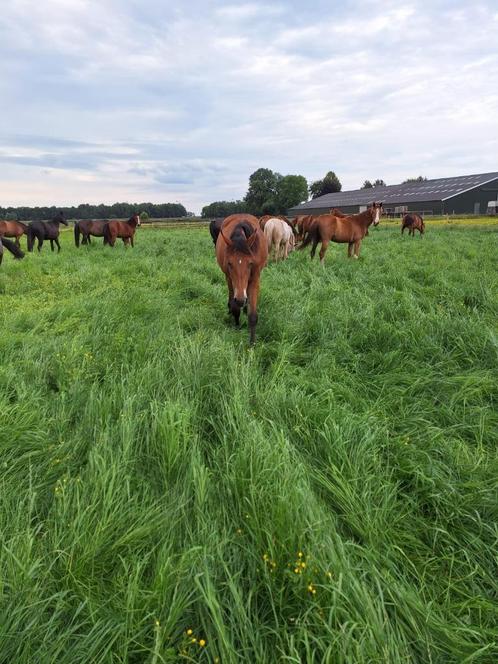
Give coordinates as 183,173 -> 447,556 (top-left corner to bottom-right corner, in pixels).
74,219 -> 109,247
401,213 -> 425,236
27,212 -> 68,252
264,217 -> 294,261
0,221 -> 28,248
259,215 -> 295,233
301,202 -> 383,263
216,213 -> 268,344
0,236 -> 25,266
103,214 -> 141,247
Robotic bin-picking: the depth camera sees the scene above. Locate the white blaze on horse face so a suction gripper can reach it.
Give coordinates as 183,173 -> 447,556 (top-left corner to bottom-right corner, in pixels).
373,206 -> 381,225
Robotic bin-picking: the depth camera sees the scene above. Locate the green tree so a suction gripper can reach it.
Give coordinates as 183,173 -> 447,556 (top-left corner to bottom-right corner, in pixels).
309,171 -> 342,199
275,174 -> 308,213
402,176 -> 427,184
140,211 -> 150,222
244,168 -> 281,215
201,200 -> 246,218
362,180 -> 373,189
373,179 -> 386,187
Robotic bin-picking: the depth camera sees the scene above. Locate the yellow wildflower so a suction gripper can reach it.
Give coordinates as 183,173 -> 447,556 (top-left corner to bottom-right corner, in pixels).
186,629 -> 193,636
199,639 -> 206,647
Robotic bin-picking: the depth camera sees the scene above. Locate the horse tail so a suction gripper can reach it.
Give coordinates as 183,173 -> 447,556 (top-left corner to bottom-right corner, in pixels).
27,226 -> 35,252
103,222 -> 111,245
2,237 -> 24,259
74,221 -> 80,247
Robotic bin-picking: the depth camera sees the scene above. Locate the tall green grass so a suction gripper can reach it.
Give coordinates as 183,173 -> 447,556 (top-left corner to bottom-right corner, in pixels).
0,225 -> 497,663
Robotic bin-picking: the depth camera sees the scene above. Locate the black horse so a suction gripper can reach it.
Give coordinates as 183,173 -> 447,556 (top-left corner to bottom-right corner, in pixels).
0,236 -> 25,266
27,212 -> 68,252
209,218 -> 224,245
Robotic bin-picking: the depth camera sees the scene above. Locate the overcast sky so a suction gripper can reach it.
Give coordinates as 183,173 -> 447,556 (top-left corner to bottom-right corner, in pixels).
1,0 -> 498,213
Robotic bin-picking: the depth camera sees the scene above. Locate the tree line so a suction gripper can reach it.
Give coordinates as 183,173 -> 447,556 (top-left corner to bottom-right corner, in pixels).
0,202 -> 188,221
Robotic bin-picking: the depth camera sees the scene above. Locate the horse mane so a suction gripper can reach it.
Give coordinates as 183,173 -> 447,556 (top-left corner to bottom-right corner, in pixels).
229,221 -> 257,254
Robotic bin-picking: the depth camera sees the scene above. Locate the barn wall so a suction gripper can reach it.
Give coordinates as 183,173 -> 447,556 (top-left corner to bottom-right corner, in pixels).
443,179 -> 498,214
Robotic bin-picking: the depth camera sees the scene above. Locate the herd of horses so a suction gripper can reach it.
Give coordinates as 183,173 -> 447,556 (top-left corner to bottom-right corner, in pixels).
1,205 -> 425,343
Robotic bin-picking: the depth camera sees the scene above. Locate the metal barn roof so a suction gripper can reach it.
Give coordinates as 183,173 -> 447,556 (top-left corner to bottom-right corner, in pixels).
291,171 -> 498,211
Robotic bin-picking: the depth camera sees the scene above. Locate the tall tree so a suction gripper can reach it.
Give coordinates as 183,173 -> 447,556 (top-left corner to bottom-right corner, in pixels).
362,180 -> 373,189
244,168 -> 281,215
275,174 -> 308,213
309,171 -> 342,199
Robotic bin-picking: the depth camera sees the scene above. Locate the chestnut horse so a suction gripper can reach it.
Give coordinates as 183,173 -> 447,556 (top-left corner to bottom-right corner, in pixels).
103,214 -> 141,247
216,214 -> 268,344
295,214 -> 316,243
74,219 -> 109,247
401,213 -> 425,236
301,202 -> 383,263
330,208 -> 369,235
0,221 -> 27,247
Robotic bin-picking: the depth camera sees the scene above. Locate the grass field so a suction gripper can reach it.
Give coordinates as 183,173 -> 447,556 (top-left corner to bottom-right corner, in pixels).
0,223 -> 497,663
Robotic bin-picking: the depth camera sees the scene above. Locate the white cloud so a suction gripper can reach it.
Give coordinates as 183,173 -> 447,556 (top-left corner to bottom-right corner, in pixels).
1,0 -> 498,211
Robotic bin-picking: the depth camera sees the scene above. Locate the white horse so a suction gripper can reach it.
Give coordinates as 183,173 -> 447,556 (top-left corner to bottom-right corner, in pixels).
264,218 -> 294,261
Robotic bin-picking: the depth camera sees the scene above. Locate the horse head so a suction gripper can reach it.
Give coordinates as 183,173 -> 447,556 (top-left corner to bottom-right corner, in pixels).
370,202 -> 383,226
221,222 -> 259,307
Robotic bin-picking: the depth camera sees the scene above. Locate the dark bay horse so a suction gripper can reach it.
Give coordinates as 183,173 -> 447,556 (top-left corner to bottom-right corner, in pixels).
216,213 -> 268,344
103,214 -> 140,247
209,218 -> 224,245
0,236 -> 25,266
27,212 -> 68,252
401,213 -> 425,236
0,221 -> 28,247
301,202 -> 383,262
74,219 -> 109,247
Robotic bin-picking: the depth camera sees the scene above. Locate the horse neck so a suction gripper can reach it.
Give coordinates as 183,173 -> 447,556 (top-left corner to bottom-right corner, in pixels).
353,209 -> 374,227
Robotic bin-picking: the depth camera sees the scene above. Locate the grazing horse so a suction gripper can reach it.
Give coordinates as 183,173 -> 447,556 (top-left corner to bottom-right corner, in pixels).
103,214 -> 141,247
27,212 -> 68,252
216,213 -> 268,344
0,236 -> 25,266
0,220 -> 28,248
264,217 -> 294,261
209,218 -> 225,245
301,202 -> 383,263
74,219 -> 109,247
401,213 -> 425,236
295,214 -> 316,243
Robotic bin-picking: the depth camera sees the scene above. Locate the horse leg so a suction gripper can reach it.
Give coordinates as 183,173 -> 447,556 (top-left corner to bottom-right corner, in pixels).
319,239 -> 330,264
310,237 -> 319,259
247,275 -> 260,345
130,235 -> 134,248
50,239 -> 54,252
38,237 -> 43,252
54,237 -> 61,252
353,240 -> 361,258
348,241 -> 354,257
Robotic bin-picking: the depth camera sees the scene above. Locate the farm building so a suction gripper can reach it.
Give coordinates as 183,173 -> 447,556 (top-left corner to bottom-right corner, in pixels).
288,171 -> 498,217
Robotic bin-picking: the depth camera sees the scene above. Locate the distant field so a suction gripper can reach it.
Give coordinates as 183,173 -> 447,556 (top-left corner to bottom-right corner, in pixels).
1,224 -> 497,663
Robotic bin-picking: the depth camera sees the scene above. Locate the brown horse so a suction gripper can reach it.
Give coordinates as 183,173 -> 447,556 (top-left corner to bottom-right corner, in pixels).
103,214 -> 141,247
401,213 -> 425,236
74,219 -> 109,247
330,208 -> 369,235
0,220 -> 28,247
216,213 -> 268,344
301,202 -> 383,263
295,214 -> 316,243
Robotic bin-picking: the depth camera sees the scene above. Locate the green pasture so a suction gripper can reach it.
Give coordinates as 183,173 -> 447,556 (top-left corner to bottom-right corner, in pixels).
0,223 -> 497,663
